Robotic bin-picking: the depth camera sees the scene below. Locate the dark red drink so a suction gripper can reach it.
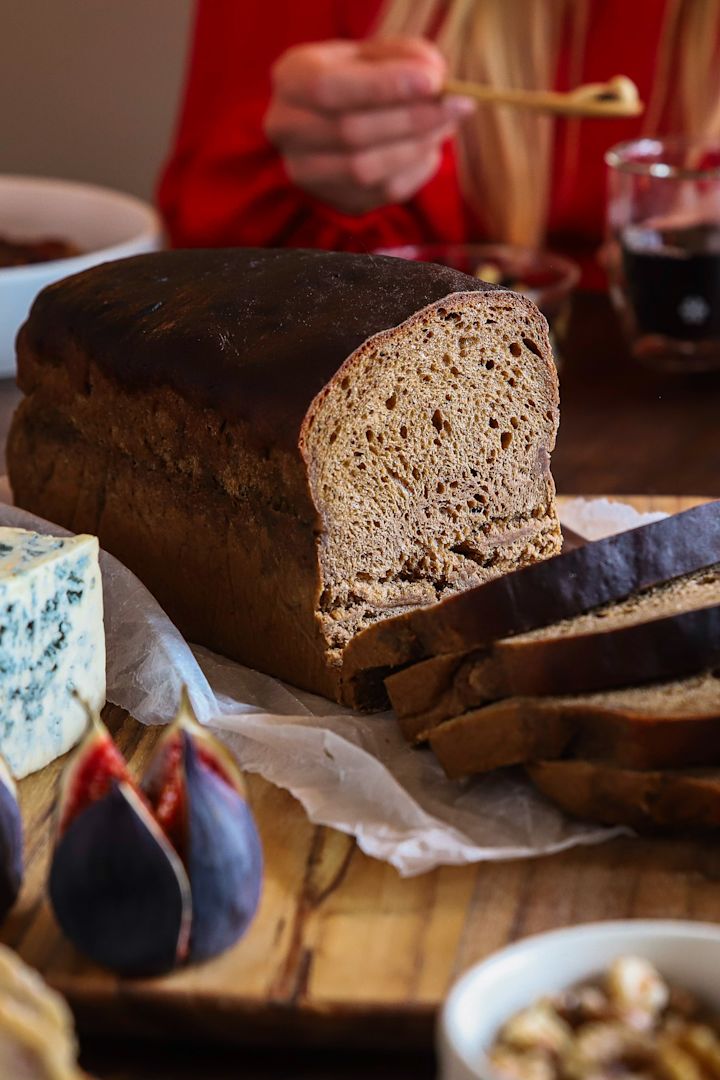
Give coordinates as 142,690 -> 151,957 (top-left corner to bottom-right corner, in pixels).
621,221 -> 720,342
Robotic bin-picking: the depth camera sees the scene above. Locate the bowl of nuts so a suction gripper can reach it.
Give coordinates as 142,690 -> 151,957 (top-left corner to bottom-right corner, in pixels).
439,920 -> 720,1080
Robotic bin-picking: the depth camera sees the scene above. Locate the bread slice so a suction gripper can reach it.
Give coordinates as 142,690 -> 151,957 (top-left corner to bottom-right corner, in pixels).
429,670 -> 720,778
342,501 -> 720,708
8,248 -> 561,702
528,758 -> 720,831
390,564 -> 720,741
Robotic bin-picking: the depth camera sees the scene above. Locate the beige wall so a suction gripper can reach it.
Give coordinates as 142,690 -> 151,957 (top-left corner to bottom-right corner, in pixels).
0,0 -> 194,201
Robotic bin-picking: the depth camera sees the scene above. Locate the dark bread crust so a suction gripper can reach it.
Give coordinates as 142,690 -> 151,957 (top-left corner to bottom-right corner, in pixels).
19,247 -> 497,453
14,248 -> 546,701
528,759 -> 720,830
390,598 -> 720,739
430,677 -> 720,778
494,601 -> 720,696
343,502 -> 720,706
8,416 -> 341,697
391,650 -> 489,742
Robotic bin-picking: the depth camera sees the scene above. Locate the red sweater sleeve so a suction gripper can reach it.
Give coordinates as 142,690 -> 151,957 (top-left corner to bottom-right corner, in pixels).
159,0 -> 671,261
157,0 -> 428,251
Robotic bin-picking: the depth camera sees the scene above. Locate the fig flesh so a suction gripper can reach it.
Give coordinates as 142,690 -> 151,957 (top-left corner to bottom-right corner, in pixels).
56,709 -> 130,835
0,755 -> 22,923
49,693 -> 262,975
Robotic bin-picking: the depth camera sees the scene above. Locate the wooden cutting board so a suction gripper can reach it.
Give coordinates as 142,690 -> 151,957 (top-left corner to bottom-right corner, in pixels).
2,495 -> 717,1050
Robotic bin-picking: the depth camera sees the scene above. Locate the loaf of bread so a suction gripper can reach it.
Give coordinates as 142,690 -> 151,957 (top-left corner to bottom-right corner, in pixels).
390,563 -> 720,741
528,758 -> 720,831
8,248 -> 561,702
430,670 -> 720,778
343,501 -> 720,706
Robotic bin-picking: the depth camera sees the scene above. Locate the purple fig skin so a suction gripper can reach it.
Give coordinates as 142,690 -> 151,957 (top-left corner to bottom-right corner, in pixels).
0,766 -> 22,923
49,782 -> 191,976
183,735 -> 263,964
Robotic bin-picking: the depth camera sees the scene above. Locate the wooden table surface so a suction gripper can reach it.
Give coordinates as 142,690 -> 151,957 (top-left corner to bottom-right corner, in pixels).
2,293 -> 720,1080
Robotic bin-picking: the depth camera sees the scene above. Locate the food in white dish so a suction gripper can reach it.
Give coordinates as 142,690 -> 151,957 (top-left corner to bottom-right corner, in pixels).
489,955 -> 720,1080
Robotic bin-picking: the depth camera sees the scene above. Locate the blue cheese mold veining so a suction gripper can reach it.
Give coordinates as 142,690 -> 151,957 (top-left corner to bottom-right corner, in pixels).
0,528 -> 105,777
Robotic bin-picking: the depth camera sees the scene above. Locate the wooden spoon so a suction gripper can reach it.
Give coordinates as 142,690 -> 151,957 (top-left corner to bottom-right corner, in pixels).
443,74 -> 643,118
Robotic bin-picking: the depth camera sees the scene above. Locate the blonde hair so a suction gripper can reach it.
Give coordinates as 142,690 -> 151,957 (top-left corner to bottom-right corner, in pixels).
376,0 -> 720,247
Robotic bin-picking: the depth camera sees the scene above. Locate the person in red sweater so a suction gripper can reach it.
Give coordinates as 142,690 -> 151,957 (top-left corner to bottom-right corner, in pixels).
158,1 -> 720,262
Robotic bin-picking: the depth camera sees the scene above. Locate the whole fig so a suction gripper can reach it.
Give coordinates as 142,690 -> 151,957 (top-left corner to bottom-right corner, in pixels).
49,694 -> 262,975
0,754 -> 22,922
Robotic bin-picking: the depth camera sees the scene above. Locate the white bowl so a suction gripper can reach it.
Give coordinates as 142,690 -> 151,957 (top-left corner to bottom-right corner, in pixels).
0,175 -> 163,377
439,919 -> 720,1080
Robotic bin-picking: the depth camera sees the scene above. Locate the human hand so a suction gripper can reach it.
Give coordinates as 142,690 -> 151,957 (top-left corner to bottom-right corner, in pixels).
264,37 -> 474,214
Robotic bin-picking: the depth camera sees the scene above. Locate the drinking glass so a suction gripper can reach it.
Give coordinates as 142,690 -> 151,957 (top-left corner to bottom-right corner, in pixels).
606,137 -> 720,372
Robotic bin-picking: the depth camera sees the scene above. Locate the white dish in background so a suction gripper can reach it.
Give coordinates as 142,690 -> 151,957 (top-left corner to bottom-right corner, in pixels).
439,919 -> 720,1080
0,174 -> 162,378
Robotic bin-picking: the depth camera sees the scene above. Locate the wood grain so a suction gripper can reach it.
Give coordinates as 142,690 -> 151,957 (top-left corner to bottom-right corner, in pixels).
2,496 -> 718,1053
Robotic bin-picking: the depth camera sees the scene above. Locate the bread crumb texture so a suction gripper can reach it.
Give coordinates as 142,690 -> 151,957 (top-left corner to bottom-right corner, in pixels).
302,291 -> 561,664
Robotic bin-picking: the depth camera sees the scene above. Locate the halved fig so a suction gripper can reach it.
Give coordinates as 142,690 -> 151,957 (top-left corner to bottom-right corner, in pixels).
49,695 -> 263,975
142,691 -> 263,963
0,755 -> 22,923
50,780 -> 191,976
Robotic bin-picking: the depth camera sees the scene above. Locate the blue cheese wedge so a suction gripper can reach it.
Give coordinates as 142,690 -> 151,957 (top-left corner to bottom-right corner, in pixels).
0,528 -> 105,778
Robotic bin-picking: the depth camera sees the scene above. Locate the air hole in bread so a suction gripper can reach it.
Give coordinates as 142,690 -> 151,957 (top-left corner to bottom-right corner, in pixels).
431,409 -> 444,432
523,337 -> 542,358
450,541 -> 500,569
501,432 -> 513,449
509,342 -> 522,357
489,418 -> 499,429
385,393 -> 397,410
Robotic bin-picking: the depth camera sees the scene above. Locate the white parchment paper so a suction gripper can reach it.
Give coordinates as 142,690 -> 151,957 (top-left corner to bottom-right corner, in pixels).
0,488 -> 665,876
